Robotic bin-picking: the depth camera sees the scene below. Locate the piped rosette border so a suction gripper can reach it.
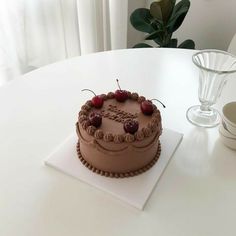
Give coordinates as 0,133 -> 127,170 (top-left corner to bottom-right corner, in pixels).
77,91 -> 162,144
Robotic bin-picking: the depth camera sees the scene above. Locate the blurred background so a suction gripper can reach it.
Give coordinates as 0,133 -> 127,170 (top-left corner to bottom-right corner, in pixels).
0,0 -> 236,86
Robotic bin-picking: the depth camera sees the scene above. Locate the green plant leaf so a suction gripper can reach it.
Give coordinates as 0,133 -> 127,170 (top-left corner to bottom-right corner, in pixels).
133,43 -> 153,48
150,0 -> 176,23
153,37 -> 163,46
178,39 -> 195,49
167,38 -> 178,47
145,30 -> 164,40
167,0 -> 190,33
150,2 -> 163,20
130,8 -> 156,33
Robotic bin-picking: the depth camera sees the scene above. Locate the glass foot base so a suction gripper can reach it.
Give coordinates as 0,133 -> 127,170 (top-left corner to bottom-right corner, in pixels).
186,105 -> 220,128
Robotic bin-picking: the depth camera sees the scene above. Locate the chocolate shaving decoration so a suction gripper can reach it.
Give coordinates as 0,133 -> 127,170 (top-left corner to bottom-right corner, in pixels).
86,125 -> 96,135
142,127 -> 152,137
82,120 -> 91,129
124,133 -> 135,143
134,130 -> 145,141
94,129 -> 104,139
103,132 -> 113,142
113,134 -> 124,143
131,92 -> 139,100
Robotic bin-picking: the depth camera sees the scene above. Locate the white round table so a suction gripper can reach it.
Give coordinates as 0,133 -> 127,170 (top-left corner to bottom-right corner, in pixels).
1,48 -> 236,236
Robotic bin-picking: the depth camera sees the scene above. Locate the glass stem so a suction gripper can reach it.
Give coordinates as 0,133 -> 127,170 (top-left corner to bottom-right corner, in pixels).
200,104 -> 211,112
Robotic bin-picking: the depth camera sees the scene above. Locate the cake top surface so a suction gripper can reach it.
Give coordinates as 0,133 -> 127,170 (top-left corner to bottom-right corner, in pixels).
78,91 -> 162,143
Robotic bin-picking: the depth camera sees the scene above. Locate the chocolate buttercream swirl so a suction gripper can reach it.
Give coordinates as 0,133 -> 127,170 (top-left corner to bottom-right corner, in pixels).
94,129 -> 104,139
137,96 -> 146,103
103,132 -> 114,142
124,133 -> 135,143
79,110 -> 88,117
148,122 -> 157,132
113,134 -> 124,143
100,94 -> 107,101
79,115 -> 87,124
142,127 -> 152,137
152,109 -> 161,118
81,104 -> 91,111
86,125 -> 96,135
126,91 -> 132,98
82,120 -> 91,129
135,130 -> 145,141
85,100 -> 93,107
157,122 -> 162,133
131,92 -> 139,100
107,92 -> 115,99
152,117 -> 160,125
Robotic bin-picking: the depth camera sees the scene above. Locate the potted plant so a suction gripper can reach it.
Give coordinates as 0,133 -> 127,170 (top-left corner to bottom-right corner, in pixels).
130,0 -> 195,49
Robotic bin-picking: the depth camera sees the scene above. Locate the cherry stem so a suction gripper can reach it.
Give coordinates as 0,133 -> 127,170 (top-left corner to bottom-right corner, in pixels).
81,89 -> 96,96
116,79 -> 122,91
151,99 -> 166,108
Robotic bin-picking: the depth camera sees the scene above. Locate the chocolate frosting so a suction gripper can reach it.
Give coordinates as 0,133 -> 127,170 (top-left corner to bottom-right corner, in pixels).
103,132 -> 113,142
142,127 -> 152,137
124,133 -> 135,143
81,120 -> 91,129
94,129 -> 104,139
86,125 -> 96,135
81,104 -> 91,111
131,92 -> 139,100
77,91 -> 162,177
77,141 -> 161,178
79,115 -> 87,124
113,134 -> 124,143
135,130 -> 145,141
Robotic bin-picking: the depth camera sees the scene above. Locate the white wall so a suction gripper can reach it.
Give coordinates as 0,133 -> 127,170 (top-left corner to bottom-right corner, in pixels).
127,0 -> 146,48
128,0 -> 236,50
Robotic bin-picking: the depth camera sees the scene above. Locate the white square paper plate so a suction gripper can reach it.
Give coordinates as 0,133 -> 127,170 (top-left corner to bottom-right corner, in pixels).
45,128 -> 183,210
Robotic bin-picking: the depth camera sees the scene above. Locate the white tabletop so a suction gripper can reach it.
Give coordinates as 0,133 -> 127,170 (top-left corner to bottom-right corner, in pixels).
1,48 -> 236,236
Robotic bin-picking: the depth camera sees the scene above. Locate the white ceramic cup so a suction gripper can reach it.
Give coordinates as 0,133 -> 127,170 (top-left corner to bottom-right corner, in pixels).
219,122 -> 236,150
222,102 -> 236,136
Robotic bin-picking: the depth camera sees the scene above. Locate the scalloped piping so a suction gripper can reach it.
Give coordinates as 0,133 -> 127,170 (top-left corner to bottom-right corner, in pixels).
77,122 -> 161,154
76,141 -> 161,178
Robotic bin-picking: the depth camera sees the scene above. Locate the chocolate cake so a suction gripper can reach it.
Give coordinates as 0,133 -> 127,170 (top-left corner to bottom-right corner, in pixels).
76,90 -> 162,178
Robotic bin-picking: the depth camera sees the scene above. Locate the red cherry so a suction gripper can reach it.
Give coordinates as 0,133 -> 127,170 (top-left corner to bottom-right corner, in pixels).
124,119 -> 139,134
141,100 -> 154,115
91,96 -> 103,108
115,79 -> 128,102
89,112 -> 102,127
82,89 -> 104,108
115,90 -> 128,102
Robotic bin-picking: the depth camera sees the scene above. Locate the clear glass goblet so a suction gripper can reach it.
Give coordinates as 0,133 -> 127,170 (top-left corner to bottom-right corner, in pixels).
186,49 -> 236,128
